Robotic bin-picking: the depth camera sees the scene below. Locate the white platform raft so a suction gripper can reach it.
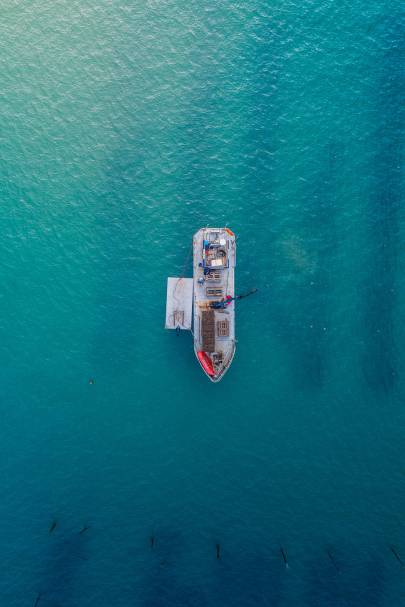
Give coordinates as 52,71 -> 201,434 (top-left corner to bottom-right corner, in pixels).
165,277 -> 193,330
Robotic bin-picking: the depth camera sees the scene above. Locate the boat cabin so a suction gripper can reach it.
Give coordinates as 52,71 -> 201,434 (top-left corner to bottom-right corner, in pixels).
201,231 -> 228,270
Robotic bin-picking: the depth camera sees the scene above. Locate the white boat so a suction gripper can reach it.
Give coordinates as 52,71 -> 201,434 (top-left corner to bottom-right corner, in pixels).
165,227 -> 236,382
192,228 -> 236,382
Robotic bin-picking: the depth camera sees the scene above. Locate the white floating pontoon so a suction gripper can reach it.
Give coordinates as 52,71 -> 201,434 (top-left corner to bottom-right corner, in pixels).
165,277 -> 193,331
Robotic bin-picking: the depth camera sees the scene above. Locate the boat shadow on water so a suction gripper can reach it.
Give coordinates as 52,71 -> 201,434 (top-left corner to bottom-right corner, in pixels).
269,141 -> 341,391
361,14 -> 404,397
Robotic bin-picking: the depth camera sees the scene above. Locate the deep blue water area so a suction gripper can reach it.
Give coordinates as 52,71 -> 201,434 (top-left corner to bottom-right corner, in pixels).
0,1 -> 404,605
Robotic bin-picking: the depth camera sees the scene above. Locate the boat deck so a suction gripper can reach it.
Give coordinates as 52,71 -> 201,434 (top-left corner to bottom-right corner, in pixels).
193,228 -> 236,382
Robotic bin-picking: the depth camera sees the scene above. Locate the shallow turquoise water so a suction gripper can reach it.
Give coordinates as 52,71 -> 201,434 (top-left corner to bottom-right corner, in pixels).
0,1 -> 404,605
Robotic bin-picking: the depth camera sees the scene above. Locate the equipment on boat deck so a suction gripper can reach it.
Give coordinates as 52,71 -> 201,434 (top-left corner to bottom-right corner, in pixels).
210,289 -> 258,309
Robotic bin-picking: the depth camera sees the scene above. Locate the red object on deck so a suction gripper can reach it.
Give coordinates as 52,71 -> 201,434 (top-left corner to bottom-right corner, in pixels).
197,351 -> 215,377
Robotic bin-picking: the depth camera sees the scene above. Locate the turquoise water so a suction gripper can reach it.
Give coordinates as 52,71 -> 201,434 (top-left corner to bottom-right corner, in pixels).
0,1 -> 404,605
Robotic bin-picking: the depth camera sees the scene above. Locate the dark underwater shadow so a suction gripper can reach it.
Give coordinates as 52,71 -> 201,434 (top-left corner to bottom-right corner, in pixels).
235,6 -> 341,392
209,545 -> 286,607
289,142 -> 339,389
304,554 -> 347,607
361,14 -> 404,396
266,141 -> 340,391
138,527 -> 208,607
223,2 -> 344,390
346,557 -> 386,607
304,552 -> 390,607
37,531 -> 90,606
